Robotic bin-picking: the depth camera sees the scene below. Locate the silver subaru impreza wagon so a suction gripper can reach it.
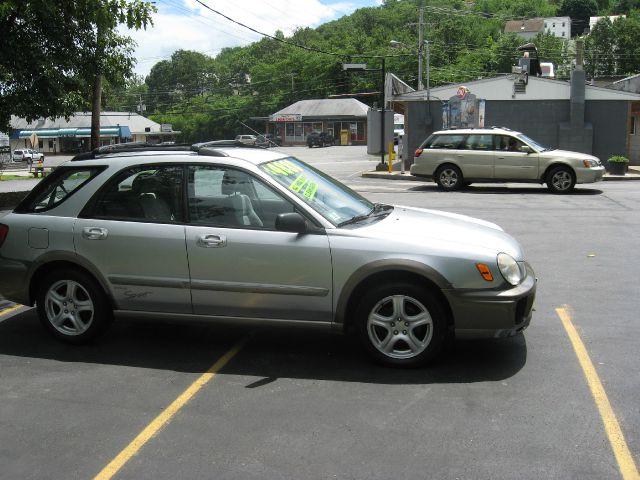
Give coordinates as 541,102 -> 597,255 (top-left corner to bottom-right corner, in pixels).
0,142 -> 536,367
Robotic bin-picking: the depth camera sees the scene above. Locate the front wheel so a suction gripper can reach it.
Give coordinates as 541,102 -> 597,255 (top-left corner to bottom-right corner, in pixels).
435,165 -> 463,191
36,269 -> 112,344
355,283 -> 447,367
546,166 -> 575,193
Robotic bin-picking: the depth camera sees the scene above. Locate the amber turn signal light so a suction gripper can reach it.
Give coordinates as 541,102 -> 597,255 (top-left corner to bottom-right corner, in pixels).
415,148 -> 423,156
476,263 -> 494,281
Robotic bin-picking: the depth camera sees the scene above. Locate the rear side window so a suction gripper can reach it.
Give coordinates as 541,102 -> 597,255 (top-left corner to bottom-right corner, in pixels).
427,134 -> 466,149
14,167 -> 104,213
463,134 -> 493,151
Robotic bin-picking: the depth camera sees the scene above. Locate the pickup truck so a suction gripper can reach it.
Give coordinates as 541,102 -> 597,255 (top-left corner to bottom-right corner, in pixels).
13,149 -> 44,163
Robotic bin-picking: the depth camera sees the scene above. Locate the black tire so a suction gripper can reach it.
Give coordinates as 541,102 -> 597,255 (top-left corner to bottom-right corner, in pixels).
355,282 -> 447,367
36,268 -> 112,344
546,166 -> 575,194
435,164 -> 463,191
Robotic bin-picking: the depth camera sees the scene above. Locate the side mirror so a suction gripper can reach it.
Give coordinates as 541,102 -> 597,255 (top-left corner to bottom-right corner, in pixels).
520,145 -> 534,154
275,212 -> 308,233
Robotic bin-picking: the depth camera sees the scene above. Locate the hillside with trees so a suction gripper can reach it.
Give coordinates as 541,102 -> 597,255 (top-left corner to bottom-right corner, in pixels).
102,0 -> 640,142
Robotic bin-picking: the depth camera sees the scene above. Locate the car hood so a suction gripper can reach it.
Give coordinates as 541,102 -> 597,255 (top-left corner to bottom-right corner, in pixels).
540,149 -> 599,162
337,206 -> 524,259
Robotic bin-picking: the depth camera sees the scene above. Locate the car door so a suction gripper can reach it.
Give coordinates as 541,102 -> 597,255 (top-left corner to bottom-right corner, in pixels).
185,165 -> 333,322
460,134 -> 495,179
75,164 -> 192,313
493,135 -> 540,180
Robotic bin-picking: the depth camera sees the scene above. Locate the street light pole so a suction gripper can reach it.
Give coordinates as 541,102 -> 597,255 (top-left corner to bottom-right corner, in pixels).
379,56 -> 386,170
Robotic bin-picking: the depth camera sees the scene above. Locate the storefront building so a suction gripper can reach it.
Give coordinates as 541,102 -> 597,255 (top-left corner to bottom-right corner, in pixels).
9,112 -> 179,154
267,99 -> 369,146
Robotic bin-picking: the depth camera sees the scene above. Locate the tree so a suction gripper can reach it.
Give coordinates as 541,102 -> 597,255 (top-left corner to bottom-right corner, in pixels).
0,1 -> 155,145
559,0 -> 599,36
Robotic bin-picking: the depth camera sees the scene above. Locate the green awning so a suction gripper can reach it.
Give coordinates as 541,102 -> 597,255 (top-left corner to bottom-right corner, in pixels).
19,127 -> 125,138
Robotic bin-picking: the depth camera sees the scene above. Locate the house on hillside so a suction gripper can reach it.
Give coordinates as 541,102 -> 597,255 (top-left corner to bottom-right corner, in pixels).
505,17 -> 570,39
9,112 -> 180,154
266,99 -> 370,146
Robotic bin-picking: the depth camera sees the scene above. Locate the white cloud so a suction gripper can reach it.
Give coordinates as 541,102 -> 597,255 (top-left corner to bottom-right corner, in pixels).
121,0 -> 372,78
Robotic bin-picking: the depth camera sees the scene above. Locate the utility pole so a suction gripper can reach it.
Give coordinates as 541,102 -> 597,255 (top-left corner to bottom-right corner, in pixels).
418,6 -> 424,91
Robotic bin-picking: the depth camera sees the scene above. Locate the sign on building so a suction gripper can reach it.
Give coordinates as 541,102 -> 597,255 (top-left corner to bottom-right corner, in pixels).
441,87 -> 485,129
270,114 -> 302,122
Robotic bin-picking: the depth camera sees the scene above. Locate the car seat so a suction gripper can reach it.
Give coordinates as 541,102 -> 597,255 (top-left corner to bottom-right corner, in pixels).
131,175 -> 174,221
220,170 -> 264,227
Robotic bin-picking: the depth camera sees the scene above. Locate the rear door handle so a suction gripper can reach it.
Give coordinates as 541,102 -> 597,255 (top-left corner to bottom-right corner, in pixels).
82,227 -> 108,240
197,234 -> 227,248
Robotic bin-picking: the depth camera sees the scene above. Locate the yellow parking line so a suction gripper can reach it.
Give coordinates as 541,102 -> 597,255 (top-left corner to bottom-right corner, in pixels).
0,304 -> 23,318
556,306 -> 639,480
94,338 -> 246,480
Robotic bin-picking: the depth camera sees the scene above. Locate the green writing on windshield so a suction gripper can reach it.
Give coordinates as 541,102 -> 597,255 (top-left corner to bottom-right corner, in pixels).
290,175 -> 307,192
264,163 -> 288,176
303,181 -> 318,201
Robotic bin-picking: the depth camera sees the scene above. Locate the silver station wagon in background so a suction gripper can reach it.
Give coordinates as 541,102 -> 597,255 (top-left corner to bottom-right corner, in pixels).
0,142 -> 536,367
411,127 -> 605,193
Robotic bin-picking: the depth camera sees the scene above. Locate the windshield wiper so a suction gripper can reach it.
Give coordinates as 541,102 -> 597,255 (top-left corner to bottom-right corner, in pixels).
338,203 -> 392,227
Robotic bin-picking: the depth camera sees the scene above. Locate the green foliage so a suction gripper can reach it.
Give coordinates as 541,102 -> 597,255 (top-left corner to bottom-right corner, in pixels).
114,0 -> 639,142
0,0 -> 155,133
607,155 -> 630,162
585,14 -> 640,76
559,0 -> 599,36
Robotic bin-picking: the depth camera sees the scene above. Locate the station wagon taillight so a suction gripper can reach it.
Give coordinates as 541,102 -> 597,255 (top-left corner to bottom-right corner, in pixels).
415,148 -> 423,157
0,224 -> 8,248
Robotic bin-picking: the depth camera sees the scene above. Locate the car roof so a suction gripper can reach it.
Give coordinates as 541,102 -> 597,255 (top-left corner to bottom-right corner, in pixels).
433,127 -> 521,135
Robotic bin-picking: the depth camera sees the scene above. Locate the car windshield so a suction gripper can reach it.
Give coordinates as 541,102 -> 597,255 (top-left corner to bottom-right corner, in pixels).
517,133 -> 550,152
259,157 -> 375,226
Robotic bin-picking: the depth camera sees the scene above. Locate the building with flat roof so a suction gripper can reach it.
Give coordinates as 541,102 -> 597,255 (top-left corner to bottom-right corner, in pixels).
9,112 -> 179,154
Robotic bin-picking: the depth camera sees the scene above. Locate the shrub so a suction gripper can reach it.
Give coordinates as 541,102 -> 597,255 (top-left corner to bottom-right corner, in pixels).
607,155 -> 629,163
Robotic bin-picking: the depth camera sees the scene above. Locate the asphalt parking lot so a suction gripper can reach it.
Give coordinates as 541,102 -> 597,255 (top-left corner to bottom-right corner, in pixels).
1,146 -> 639,479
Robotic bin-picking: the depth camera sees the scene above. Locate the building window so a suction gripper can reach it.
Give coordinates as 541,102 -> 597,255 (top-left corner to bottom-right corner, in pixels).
562,22 -> 566,27
552,23 -> 556,28
562,32 -> 565,36
545,23 -> 548,28
631,116 -> 637,135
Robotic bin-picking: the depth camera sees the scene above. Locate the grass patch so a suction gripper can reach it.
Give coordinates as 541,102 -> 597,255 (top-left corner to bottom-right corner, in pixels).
0,175 -> 33,181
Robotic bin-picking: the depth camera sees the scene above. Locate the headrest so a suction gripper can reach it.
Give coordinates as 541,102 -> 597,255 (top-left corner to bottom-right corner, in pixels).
132,175 -> 162,195
221,170 -> 250,196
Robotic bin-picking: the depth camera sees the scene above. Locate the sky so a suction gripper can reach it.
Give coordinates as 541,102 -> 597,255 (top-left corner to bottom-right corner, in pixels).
121,0 -> 381,78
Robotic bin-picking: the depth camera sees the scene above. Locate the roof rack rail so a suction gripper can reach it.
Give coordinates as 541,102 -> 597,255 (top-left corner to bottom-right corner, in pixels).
192,140 -> 269,152
70,139 -> 270,161
71,141 -> 192,161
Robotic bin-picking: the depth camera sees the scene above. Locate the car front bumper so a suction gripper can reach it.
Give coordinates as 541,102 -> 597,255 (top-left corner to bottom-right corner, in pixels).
576,166 -> 605,184
444,263 -> 536,339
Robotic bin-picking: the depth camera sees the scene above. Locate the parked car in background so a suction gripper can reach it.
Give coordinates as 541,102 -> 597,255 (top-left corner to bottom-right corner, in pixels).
0,142 -> 536,367
255,134 -> 282,147
411,127 -> 605,193
12,149 -> 44,164
235,134 -> 257,145
307,131 -> 334,148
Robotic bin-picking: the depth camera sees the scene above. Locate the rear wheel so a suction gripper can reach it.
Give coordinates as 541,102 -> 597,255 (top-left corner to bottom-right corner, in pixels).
36,269 -> 112,344
546,166 -> 575,193
435,165 -> 463,191
355,282 -> 447,367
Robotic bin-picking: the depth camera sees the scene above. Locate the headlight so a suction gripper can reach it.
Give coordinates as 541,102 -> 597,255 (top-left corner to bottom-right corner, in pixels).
582,159 -> 599,168
497,253 -> 522,286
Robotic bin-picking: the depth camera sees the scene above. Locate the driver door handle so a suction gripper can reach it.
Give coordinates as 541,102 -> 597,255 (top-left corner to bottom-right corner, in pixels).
197,234 -> 227,248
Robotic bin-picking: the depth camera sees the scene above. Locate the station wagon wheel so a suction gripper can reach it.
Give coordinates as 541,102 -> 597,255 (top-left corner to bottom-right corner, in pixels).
356,283 -> 447,367
547,166 -> 575,194
435,165 -> 463,191
36,269 -> 112,344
